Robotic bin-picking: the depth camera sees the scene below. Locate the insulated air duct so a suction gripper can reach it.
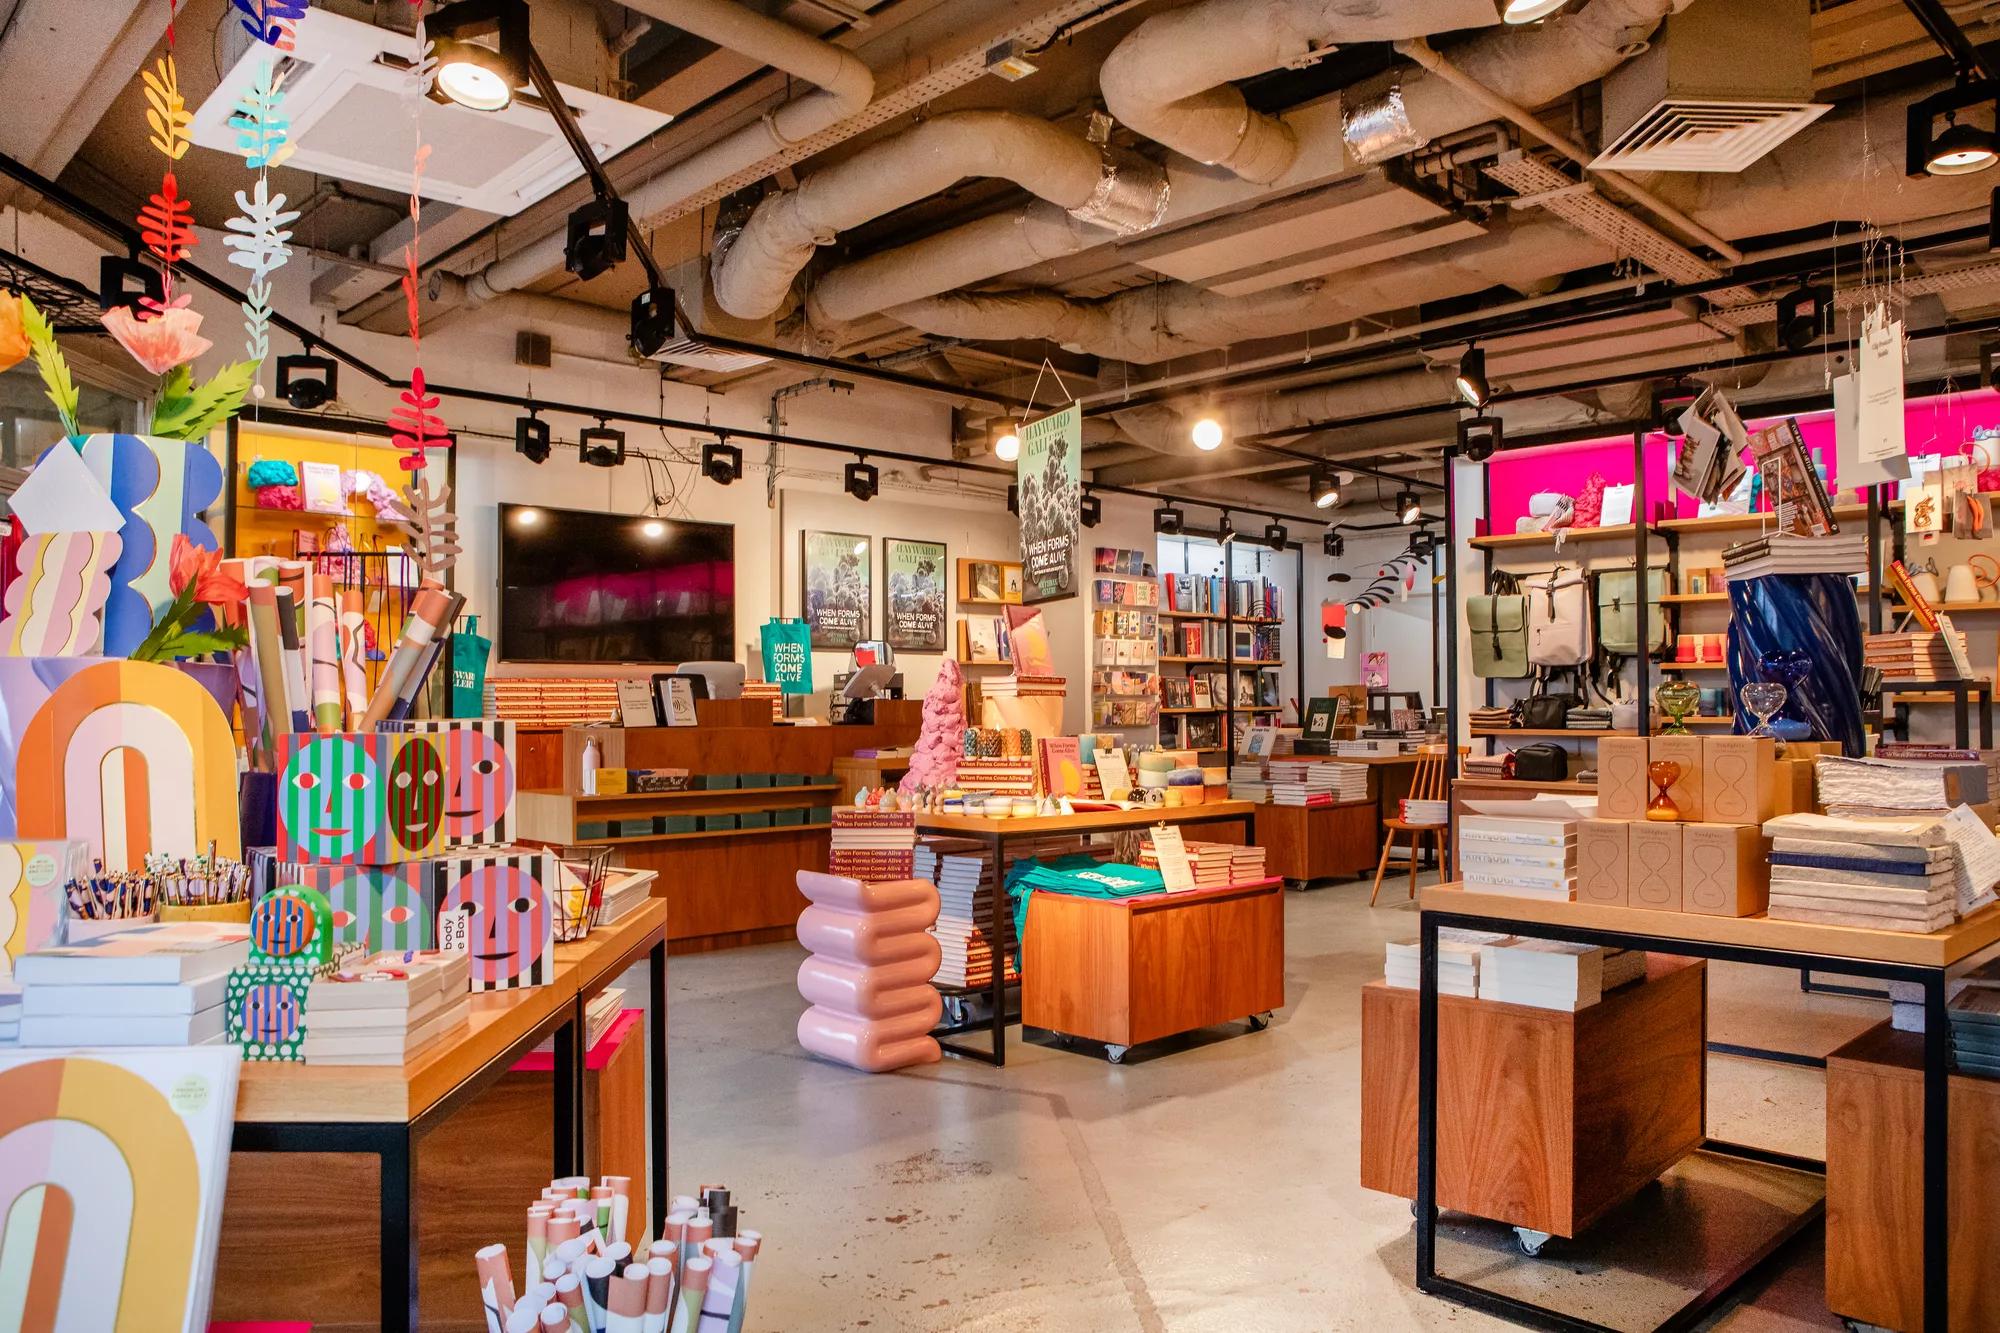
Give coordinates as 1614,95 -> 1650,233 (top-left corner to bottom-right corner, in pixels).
708,110 -> 1167,320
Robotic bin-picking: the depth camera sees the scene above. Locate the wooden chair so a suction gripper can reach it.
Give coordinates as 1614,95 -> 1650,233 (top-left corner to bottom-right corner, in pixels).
1370,744 -> 1463,906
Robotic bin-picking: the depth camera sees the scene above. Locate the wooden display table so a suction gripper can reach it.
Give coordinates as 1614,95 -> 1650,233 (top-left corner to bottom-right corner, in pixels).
1413,883 -> 2000,1333
913,801 -> 1257,1066
1023,878 -> 1284,1062
222,899 -> 669,1333
1360,960 -> 1706,1239
1253,799 -> 1378,883
1827,1022 -> 2000,1332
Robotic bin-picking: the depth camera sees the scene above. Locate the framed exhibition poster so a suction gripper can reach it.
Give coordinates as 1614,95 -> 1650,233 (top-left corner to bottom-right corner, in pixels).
883,538 -> 946,652
1017,403 -> 1080,604
801,530 -> 871,650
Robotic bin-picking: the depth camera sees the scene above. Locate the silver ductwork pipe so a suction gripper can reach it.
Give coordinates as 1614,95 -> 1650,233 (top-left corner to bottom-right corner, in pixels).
464,0 -> 873,304
709,111 -> 1167,320
807,0 -> 1683,328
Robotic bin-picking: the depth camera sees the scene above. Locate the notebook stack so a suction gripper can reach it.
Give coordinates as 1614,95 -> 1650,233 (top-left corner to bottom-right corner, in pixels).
1336,739 -> 1402,757
1230,844 -> 1268,884
489,678 -> 620,727
1458,814 -> 1578,901
1764,812 -> 1960,931
1478,939 -> 1649,1012
1384,929 -> 1514,997
595,868 -> 657,924
740,679 -> 784,721
302,951 -> 472,1066
1469,705 -> 1513,730
1863,631 -> 1969,680
1721,531 -> 1867,580
15,922 -> 251,1046
1950,988 -> 2000,1077
829,810 -> 918,880
1137,839 -> 1236,887
1815,754 -> 1991,817
1228,761 -> 1273,804
1270,761 -> 1368,806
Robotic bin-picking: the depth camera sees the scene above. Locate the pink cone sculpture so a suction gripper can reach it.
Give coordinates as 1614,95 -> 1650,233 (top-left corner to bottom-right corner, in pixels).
898,657 -> 964,797
796,871 -> 942,1071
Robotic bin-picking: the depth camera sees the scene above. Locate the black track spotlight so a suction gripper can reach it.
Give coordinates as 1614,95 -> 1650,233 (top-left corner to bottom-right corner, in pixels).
1396,489 -> 1422,525
97,254 -> 163,314
701,440 -> 742,485
1080,490 -> 1102,528
579,421 -> 626,468
629,285 -> 676,356
1216,511 -> 1235,543
515,411 -> 551,464
276,353 -> 337,409
1411,531 -> 1438,561
1458,415 -> 1503,463
428,0 -> 530,112
1454,345 -> 1489,408
1310,467 -> 1341,509
1264,521 -> 1288,549
1909,79 -> 2000,177
566,198 -> 630,281
1776,282 -> 1833,351
1323,529 -> 1345,559
1154,504 -> 1183,536
844,459 -> 879,501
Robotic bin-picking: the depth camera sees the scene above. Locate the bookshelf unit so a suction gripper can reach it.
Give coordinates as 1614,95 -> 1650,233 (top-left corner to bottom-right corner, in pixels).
1090,547 -> 1161,734
1158,536 -> 1296,760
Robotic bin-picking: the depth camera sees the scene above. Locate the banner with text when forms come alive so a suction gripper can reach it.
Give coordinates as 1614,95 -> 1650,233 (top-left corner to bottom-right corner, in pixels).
884,538 -> 947,652
802,531 -> 871,650
1018,403 -> 1081,604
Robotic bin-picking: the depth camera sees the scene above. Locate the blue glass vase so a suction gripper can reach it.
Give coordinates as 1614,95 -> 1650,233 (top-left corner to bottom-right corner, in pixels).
1726,574 -> 1865,755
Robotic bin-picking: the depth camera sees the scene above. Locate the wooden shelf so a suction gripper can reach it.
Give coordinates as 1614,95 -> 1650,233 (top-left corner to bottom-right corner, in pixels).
1160,706 -> 1224,715
1472,727 -> 1637,738
1234,659 -> 1284,668
1159,655 -> 1223,664
1661,661 -> 1728,670
1659,593 -> 1729,604
1470,522 -> 1642,551
1657,503 -> 1867,535
1160,610 -> 1224,620
1895,600 -> 2000,613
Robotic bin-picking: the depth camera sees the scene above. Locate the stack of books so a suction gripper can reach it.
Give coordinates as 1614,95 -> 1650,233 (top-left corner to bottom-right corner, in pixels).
1765,812 -> 1962,931
1479,939 -> 1648,1011
920,841 -> 1014,990
302,951 -> 472,1066
953,757 -> 1037,796
980,675 -> 1067,702
596,868 -> 657,924
740,679 -> 783,720
489,678 -> 620,727
1269,761 -> 1368,806
1399,797 -> 1450,825
1863,631 -> 1970,680
1384,929 -> 1513,997
1229,844 -> 1268,883
1950,987 -> 2000,1077
1815,754 -> 1992,817
1336,739 -> 1400,757
16,922 -> 251,1046
1458,813 -> 1578,901
1722,531 -> 1866,580
1137,839 -> 1235,887
829,810 -> 918,880
1228,761 -> 1272,803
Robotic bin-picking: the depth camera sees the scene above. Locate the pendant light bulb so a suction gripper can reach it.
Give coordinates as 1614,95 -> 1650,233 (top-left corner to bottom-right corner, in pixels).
994,428 -> 1021,462
1191,415 -> 1225,451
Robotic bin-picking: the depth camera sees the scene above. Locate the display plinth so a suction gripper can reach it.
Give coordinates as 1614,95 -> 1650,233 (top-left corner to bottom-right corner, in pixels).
1359,958 -> 1706,1238
1253,799 -> 1378,882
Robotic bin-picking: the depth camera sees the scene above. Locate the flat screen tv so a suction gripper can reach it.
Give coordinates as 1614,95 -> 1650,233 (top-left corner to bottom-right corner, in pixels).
498,504 -> 736,664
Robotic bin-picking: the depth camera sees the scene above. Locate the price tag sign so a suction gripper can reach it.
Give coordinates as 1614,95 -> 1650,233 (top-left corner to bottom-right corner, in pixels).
1150,824 -> 1196,893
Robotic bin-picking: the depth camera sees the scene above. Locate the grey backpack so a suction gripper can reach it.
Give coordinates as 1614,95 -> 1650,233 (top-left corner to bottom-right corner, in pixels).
1467,574 -> 1529,678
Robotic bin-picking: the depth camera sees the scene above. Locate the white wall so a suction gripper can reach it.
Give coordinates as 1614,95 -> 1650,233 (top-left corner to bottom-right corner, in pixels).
1303,524 -> 1441,709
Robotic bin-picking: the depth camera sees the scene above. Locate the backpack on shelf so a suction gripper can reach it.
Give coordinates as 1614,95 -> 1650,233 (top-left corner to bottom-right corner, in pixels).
1524,566 -> 1593,667
1594,566 -> 1672,659
1467,571 -> 1529,679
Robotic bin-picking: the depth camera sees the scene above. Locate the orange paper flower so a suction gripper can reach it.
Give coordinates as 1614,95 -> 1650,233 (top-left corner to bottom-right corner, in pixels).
0,296 -> 27,373
102,301 -> 211,375
168,534 -> 247,606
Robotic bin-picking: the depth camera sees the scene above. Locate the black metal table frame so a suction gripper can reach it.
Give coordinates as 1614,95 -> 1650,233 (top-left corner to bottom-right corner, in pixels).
1877,677 -> 1995,749
923,807 -> 1257,1066
230,928 -> 670,1333
1417,905 -> 1963,1333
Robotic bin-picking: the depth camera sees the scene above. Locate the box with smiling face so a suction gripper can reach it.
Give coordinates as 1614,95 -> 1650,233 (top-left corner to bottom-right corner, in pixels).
377,719 -> 517,847
275,732 -> 448,865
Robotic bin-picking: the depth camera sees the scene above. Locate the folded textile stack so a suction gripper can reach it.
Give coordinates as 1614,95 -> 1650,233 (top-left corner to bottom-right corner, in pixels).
1478,938 -> 1649,1011
1764,812 -> 1960,931
1816,754 -> 1991,816
1228,761 -> 1273,803
829,810 -> 918,881
1384,929 -> 1514,997
1469,705 -> 1514,730
1722,531 -> 1867,580
1458,814 -> 1578,901
302,950 -> 472,1066
1463,752 -> 1508,779
1567,705 -> 1613,730
1863,631 -> 1969,679
16,922 -> 251,1046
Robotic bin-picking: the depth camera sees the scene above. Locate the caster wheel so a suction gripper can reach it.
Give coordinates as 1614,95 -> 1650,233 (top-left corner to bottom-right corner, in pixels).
1514,1227 -> 1551,1258
1053,1033 -> 1072,1048
1106,1045 -> 1128,1064
1247,1012 -> 1272,1032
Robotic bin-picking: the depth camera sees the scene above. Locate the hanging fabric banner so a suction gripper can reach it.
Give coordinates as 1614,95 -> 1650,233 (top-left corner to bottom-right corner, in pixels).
761,618 -> 814,694
1018,402 -> 1081,604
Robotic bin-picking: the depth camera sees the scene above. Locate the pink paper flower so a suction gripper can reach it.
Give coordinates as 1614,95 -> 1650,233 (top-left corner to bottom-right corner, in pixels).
101,301 -> 212,375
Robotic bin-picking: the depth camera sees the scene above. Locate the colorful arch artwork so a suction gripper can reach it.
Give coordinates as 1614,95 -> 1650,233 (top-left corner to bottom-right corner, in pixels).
14,661 -> 242,872
0,1047 -> 241,1332
39,435 -> 224,658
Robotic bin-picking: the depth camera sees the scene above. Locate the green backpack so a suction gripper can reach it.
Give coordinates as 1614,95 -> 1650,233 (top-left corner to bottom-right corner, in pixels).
1467,574 -> 1530,678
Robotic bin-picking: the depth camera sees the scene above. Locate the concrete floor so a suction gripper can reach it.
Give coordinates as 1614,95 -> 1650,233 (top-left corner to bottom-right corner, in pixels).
666,875 -> 1889,1332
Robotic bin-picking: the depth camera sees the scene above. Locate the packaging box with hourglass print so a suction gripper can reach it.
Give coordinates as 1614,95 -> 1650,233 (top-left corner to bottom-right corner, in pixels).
1596,738 -> 1650,821
1648,735 -> 1706,822
1680,824 -> 1770,917
1627,824 -> 1683,911
1702,737 -> 1780,826
1578,821 -> 1630,908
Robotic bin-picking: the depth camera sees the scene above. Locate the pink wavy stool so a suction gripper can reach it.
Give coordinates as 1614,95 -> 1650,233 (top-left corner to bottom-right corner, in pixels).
796,870 -> 942,1071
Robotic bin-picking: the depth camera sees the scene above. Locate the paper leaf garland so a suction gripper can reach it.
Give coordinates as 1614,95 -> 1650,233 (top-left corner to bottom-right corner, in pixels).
395,474 -> 461,576
409,18 -> 438,96
138,173 -> 196,266
151,360 -> 259,441
242,280 -> 274,364
1,530 -> 123,656
233,0 -> 305,49
222,179 -> 297,279
142,56 -> 192,161
21,297 -> 78,436
388,369 -> 447,471
227,59 -> 294,169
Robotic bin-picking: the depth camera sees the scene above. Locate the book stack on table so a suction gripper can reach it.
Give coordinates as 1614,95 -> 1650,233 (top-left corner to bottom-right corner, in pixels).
16,921 -> 250,1046
302,950 -> 471,1066
914,839 -> 1013,990
1383,929 -> 1512,997
1458,814 -> 1579,902
1763,813 -> 1966,932
1863,631 -> 1969,680
829,810 -> 918,881
1229,761 -> 1272,804
1478,939 -> 1648,1013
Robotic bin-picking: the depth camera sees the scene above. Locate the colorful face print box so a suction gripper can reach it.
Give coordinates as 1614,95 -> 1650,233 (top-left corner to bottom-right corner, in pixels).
274,861 -> 442,954
378,719 -> 516,847
226,886 -> 333,1061
276,732 -> 448,865
436,848 -> 557,992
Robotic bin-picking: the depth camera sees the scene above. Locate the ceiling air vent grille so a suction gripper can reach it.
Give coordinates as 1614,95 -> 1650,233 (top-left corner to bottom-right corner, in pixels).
643,339 -> 772,374
1589,98 -> 1830,174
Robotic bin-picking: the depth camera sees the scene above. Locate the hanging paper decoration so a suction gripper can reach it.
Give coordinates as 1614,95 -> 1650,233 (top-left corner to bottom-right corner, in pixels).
137,174 -> 195,270
141,56 -> 192,161
0,296 -> 29,375
221,9 -> 305,396
390,472 -> 462,576
232,0 -> 306,50
102,300 -> 211,376
228,59 -> 294,170
389,6 -> 449,474
223,179 -> 298,365
388,369 -> 447,472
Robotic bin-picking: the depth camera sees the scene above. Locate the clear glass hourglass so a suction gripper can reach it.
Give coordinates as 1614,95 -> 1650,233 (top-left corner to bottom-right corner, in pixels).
1740,682 -> 1788,738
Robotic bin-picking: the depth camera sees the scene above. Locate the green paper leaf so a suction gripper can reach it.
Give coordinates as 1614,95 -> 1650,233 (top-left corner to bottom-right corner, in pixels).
152,359 -> 259,440
20,296 -> 78,437
162,628 -> 249,659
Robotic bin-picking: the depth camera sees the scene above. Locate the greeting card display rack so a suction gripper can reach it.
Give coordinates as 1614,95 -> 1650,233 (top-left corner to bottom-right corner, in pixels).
1157,535 -> 1297,761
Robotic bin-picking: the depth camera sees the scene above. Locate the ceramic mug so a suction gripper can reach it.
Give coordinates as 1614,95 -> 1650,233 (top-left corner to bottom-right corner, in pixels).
1945,563 -> 1981,606
1911,567 -> 1943,606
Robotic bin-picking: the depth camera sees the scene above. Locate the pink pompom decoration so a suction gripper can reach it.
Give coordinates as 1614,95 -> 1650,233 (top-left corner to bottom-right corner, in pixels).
255,483 -> 303,510
900,657 -> 966,795
1572,471 -> 1607,528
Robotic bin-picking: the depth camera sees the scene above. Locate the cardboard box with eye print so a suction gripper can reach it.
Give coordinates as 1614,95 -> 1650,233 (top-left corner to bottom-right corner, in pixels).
274,732 -> 449,865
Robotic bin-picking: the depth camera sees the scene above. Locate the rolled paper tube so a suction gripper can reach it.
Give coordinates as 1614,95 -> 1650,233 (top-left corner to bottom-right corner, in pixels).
733,1233 -> 760,1263
247,587 -> 290,747
505,1308 -> 541,1333
554,1236 -> 588,1271
359,586 -> 452,729
605,1242 -> 632,1266
544,1257 -> 568,1284
541,1307 -> 569,1330
555,1273 -> 589,1333
683,1216 -> 712,1264
388,590 -> 465,722
549,1215 -> 581,1247
308,574 -> 342,733
584,1256 -> 617,1332
230,633 -> 267,765
477,1244 -> 516,1330
528,1207 -> 552,1280
272,585 -> 312,732
644,1257 -> 674,1326
725,1236 -> 756,1333
337,590 -> 368,727
604,1176 -> 632,1248
670,1258 -> 711,1333
556,1176 -> 591,1196
695,1249 -> 740,1333
670,1196 -> 699,1216
607,1265 -> 648,1333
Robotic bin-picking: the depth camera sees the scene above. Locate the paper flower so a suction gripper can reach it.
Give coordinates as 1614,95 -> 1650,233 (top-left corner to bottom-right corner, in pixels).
0,295 -> 28,374
168,534 -> 248,607
102,300 -> 212,375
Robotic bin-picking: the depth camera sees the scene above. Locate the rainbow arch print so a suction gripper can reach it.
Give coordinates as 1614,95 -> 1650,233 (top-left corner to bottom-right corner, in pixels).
0,1048 -> 241,1331
15,661 -> 241,872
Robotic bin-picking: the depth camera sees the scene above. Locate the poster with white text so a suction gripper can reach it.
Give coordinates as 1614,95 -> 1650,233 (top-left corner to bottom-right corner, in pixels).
884,537 -> 946,652
1018,403 -> 1081,604
802,530 -> 871,650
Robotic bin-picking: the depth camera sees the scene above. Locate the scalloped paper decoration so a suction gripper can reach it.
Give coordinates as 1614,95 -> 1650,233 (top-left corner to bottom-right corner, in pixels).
142,56 -> 191,161
138,172 -> 196,266
227,58 -> 294,169
1,531 -> 123,656
223,179 -> 297,280
387,368 -> 447,472
233,0 -> 305,49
